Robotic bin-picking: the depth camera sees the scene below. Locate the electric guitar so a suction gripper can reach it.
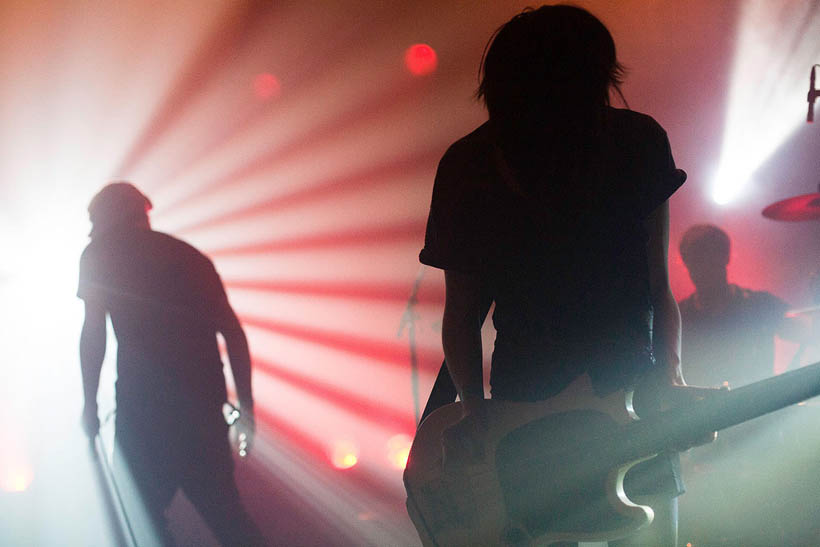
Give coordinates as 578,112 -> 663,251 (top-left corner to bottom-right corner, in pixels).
403,361 -> 820,546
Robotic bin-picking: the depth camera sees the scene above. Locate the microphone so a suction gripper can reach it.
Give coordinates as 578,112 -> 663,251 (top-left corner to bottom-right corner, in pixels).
809,65 -> 817,123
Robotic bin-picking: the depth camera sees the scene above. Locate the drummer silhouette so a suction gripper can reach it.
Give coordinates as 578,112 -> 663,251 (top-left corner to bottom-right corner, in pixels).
678,224 -> 804,388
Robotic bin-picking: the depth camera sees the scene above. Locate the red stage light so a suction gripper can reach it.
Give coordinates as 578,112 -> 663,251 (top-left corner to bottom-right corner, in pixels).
404,44 -> 437,76
253,73 -> 281,100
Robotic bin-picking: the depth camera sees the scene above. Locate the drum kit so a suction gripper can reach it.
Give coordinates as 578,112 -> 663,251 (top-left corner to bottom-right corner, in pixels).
762,185 -> 820,223
763,63 -> 820,317
680,185 -> 820,546
680,66 -> 820,547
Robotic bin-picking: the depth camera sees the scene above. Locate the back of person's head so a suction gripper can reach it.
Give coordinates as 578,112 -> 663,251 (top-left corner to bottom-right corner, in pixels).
88,182 -> 152,238
679,224 -> 731,268
477,4 -> 624,129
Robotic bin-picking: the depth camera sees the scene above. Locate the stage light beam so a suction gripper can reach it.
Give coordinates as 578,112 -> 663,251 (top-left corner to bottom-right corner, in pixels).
710,1 -> 820,205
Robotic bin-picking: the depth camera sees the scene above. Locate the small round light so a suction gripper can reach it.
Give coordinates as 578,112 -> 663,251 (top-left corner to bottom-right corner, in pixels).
405,44 -> 438,76
331,440 -> 359,469
387,433 -> 412,469
1,466 -> 33,493
253,73 -> 281,100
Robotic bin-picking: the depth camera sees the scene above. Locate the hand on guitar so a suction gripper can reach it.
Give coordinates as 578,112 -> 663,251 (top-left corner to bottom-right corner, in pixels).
667,384 -> 723,450
226,402 -> 256,458
634,368 -> 721,450
81,402 -> 100,458
441,397 -> 488,470
235,410 -> 255,458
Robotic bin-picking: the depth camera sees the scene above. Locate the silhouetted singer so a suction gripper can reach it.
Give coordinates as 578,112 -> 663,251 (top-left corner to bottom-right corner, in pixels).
415,5 -> 691,546
78,182 -> 263,546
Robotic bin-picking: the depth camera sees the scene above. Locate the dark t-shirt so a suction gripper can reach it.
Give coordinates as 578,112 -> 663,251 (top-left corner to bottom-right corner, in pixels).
680,285 -> 789,388
420,108 -> 685,401
78,228 -> 233,424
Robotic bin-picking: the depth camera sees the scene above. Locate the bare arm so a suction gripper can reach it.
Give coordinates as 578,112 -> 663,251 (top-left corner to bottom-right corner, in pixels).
221,309 -> 254,413
442,270 -> 486,406
207,263 -> 255,413
646,202 -> 719,449
218,304 -> 256,456
645,200 -> 684,386
80,299 -> 106,438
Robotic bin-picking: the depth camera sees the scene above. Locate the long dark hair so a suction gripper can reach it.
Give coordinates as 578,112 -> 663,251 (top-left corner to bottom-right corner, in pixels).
477,5 -> 626,134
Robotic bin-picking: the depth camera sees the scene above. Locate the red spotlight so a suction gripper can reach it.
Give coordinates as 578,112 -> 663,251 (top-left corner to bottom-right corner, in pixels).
405,44 -> 437,76
253,73 -> 281,100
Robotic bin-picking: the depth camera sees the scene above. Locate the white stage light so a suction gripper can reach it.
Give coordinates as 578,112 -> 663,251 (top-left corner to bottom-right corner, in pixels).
711,1 -> 820,206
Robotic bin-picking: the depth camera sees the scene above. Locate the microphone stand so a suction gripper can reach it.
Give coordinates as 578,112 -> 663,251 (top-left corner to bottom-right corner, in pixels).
91,411 -> 138,547
398,266 -> 426,424
808,64 -> 819,123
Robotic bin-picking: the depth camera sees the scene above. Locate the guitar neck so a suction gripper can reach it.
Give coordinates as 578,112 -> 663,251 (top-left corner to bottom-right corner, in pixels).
619,361 -> 820,463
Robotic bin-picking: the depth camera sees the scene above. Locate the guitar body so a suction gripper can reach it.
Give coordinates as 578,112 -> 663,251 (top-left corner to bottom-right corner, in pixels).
405,361 -> 820,546
403,374 -> 654,546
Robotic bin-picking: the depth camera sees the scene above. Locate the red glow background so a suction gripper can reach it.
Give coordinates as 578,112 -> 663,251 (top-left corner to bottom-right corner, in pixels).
1,1 -> 819,544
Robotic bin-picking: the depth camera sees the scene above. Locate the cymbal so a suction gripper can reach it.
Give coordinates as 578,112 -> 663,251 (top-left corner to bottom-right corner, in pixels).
762,192 -> 820,221
785,304 -> 820,317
